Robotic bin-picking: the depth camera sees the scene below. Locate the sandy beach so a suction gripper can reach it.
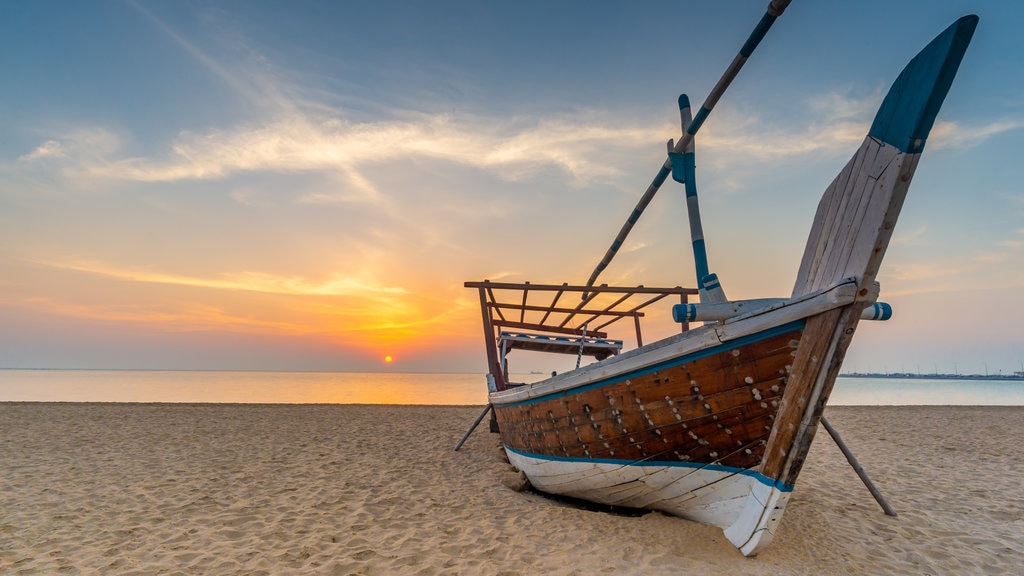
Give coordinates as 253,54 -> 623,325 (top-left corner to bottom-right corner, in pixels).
1,403 -> 1021,575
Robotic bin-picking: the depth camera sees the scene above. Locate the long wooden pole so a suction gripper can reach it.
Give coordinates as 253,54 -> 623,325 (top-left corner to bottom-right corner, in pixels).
583,0 -> 791,297
820,415 -> 898,517
476,287 -> 506,392
454,404 -> 493,452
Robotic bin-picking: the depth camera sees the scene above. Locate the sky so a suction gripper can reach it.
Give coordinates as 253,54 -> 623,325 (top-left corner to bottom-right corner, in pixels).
1,1 -> 1022,375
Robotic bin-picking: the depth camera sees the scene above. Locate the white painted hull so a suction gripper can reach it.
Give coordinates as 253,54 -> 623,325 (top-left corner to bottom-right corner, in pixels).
505,447 -> 791,555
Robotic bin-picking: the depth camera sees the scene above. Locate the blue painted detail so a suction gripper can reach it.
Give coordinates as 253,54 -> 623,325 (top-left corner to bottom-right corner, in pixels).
740,13 -> 778,58
872,302 -> 893,321
868,15 -> 977,153
693,239 -> 710,282
499,320 -> 805,408
683,152 -> 697,198
627,208 -> 642,224
702,273 -> 721,290
668,152 -> 687,183
504,445 -> 795,492
671,303 -> 698,323
610,239 -> 622,251
678,93 -> 690,110
688,107 -> 711,135
653,165 -> 671,188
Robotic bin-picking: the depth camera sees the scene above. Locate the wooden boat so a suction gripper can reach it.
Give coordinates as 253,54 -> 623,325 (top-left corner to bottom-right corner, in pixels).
465,2 -> 977,556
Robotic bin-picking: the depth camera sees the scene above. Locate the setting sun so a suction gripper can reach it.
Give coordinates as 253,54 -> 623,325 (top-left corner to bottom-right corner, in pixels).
384,355 -> 393,363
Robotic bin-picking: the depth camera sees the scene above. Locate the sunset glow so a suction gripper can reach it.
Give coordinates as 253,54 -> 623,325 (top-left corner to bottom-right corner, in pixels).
1,2 -> 1022,374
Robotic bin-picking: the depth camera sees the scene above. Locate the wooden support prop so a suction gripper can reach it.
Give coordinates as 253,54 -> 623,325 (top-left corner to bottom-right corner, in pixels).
820,415 -> 898,517
454,404 -> 494,452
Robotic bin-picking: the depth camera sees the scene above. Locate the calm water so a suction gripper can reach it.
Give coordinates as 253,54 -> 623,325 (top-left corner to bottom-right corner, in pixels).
1,370 -> 1022,405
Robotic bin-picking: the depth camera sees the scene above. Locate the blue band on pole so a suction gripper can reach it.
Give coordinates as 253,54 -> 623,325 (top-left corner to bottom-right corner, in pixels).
669,152 -> 687,183
693,240 -> 710,281
672,303 -> 698,323
683,152 -> 697,198
653,165 -> 671,187
741,14 -> 778,57
688,107 -> 712,135
871,302 -> 893,320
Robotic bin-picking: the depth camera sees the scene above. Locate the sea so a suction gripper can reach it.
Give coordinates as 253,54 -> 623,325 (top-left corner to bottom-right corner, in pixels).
1,370 -> 1023,405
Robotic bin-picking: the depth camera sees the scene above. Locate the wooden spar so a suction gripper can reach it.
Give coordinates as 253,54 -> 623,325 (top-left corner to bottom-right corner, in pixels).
476,287 -> 505,391
672,95 -> 710,288
493,320 -> 608,338
537,283 -> 567,326
820,415 -> 898,517
519,282 -> 529,323
466,281 -> 695,295
582,0 -> 791,297
453,404 -> 493,452
492,302 -> 644,319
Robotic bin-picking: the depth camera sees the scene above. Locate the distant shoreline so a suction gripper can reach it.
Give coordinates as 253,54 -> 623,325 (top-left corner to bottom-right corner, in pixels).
841,372 -> 1024,381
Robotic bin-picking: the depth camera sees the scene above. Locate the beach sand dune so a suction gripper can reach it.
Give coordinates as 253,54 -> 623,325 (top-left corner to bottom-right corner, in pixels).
1,404 -> 1021,575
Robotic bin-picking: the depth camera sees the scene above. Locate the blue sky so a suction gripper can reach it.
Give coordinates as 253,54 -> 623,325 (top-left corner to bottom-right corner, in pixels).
1,1 -> 1022,375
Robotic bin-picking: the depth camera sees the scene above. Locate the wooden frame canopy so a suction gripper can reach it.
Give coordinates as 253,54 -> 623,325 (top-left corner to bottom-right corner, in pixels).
465,280 -> 698,391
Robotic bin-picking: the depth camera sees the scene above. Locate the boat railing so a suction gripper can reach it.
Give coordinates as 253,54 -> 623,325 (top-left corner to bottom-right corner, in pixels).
465,280 -> 698,391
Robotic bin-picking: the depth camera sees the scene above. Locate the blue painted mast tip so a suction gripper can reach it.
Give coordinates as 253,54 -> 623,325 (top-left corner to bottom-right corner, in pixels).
678,94 -> 691,109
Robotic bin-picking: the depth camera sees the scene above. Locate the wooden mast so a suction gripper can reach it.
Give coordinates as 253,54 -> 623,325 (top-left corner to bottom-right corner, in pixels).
582,0 -> 792,297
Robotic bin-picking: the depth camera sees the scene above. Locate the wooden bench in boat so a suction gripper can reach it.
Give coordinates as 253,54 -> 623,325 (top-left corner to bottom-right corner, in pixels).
498,331 -> 623,361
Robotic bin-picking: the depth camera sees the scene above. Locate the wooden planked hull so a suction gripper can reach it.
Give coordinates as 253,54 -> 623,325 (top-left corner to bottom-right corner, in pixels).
494,326 -> 801,472
490,319 -> 813,554
488,301 -> 866,554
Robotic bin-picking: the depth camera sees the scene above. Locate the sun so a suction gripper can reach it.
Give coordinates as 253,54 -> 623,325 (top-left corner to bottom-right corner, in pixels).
384,355 -> 393,363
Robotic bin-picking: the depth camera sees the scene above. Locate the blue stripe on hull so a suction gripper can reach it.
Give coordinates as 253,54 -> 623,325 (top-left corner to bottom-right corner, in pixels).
504,445 -> 795,492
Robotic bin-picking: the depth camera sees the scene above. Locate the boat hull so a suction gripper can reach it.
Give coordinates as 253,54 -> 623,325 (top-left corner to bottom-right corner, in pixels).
491,322 -> 806,554
493,325 -> 800,471
505,448 -> 792,553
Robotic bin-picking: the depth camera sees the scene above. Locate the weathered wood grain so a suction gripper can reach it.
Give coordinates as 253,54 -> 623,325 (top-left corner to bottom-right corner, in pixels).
494,328 -> 801,470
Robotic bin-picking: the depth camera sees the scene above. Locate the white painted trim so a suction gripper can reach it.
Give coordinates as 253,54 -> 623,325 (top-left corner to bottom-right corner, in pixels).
506,448 -> 791,557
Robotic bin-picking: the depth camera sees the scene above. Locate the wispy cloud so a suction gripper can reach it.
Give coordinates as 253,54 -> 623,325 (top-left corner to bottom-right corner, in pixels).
20,102 -> 1017,210
890,225 -> 930,247
36,258 -> 407,298
21,111 -> 665,197
929,117 -> 1024,149
23,259 -> 478,339
23,296 -> 314,334
20,140 -> 66,161
12,12 -> 1023,206
884,227 -> 1024,296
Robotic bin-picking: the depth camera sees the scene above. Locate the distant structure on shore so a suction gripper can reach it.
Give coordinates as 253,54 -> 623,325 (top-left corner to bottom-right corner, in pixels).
841,372 -> 1024,381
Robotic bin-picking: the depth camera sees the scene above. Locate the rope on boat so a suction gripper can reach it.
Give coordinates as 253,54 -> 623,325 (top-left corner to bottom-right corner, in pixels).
582,0 -> 791,299
575,322 -> 589,369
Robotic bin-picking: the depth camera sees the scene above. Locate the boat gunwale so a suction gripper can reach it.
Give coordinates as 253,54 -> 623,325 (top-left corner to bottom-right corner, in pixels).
489,277 -> 861,407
